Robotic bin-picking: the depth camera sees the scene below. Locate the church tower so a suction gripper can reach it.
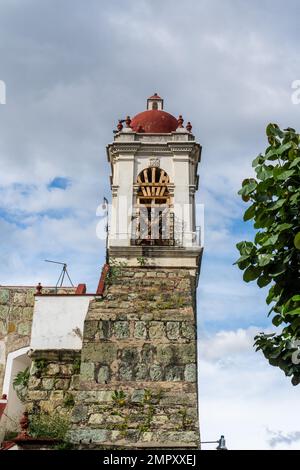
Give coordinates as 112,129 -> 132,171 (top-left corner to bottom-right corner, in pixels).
72,94 -> 203,448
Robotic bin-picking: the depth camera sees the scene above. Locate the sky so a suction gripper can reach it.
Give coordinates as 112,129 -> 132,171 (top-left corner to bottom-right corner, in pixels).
0,0 -> 300,449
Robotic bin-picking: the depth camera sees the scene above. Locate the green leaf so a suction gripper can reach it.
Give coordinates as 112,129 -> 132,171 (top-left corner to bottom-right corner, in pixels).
276,169 -> 295,181
269,199 -> 285,210
257,275 -> 271,288
257,254 -> 273,267
272,315 -> 283,327
291,295 -> 300,302
243,265 -> 261,282
275,223 -> 293,232
277,142 -> 292,155
243,204 -> 256,221
262,234 -> 279,247
294,232 -> 300,250
236,241 -> 254,256
284,308 -> 300,316
290,156 -> 300,168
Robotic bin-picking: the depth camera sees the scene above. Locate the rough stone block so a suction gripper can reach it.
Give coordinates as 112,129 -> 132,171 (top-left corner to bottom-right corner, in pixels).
165,365 -> 182,381
134,321 -> 147,339
184,364 -> 197,382
149,363 -> 163,381
97,365 -> 110,384
47,363 -> 60,375
17,321 -> 31,336
69,428 -> 108,444
82,343 -> 117,363
71,404 -> 88,423
166,321 -> 180,340
42,378 -> 55,390
149,321 -> 165,339
13,292 -> 26,305
22,307 -> 33,320
0,321 -> 6,336
181,322 -> 196,339
0,289 -> 9,304
27,390 -> 48,401
88,413 -> 104,425
25,290 -> 35,306
113,321 -> 129,338
81,362 -> 95,381
0,305 -> 9,319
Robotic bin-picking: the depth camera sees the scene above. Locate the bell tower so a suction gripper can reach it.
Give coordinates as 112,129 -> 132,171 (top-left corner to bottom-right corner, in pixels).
107,94 -> 202,265
72,95 -> 203,449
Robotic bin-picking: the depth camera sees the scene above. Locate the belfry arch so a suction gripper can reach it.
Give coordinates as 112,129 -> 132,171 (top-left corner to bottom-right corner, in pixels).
132,166 -> 174,245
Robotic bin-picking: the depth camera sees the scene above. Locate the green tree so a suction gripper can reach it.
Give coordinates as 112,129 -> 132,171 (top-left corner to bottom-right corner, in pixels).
236,124 -> 300,385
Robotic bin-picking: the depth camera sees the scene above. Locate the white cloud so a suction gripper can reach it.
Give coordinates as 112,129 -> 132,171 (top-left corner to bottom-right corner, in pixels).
198,327 -> 300,450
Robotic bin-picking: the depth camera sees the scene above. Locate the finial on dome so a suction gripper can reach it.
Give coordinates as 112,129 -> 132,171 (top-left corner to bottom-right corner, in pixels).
117,120 -> 123,132
125,116 -> 131,128
186,121 -> 192,132
177,115 -> 184,128
36,282 -> 43,294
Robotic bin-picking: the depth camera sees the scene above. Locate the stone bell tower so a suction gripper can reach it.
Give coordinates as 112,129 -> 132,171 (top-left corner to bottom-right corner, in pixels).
72,94 -> 203,449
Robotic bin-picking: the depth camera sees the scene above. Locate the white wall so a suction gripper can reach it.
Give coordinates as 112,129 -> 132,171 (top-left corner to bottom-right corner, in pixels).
2,347 -> 31,434
30,296 -> 93,350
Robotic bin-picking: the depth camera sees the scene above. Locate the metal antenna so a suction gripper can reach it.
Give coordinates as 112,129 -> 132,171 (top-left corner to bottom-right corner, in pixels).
45,260 -> 74,291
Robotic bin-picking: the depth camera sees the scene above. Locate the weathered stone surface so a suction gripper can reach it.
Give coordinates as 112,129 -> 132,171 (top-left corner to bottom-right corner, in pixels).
0,321 -> 6,336
119,364 -> 133,381
0,305 -> 9,319
70,266 -> 199,448
17,321 -> 31,336
0,289 -> 9,304
97,366 -> 109,384
149,321 -> 165,339
184,364 -> 197,382
42,378 -> 55,390
10,306 -> 22,321
181,322 -> 196,339
149,363 -> 163,381
54,378 -> 70,390
69,428 -> 108,444
7,322 -> 16,334
25,290 -> 35,306
166,321 -> 180,340
82,343 -> 117,363
47,363 -> 60,375
134,321 -> 147,339
89,413 -> 105,424
165,366 -> 182,381
23,307 -> 33,321
13,292 -> 26,305
113,321 -> 129,338
135,363 -> 148,380
156,344 -> 175,365
27,390 -> 48,401
28,377 -> 41,390
71,404 -> 88,423
81,362 -> 94,381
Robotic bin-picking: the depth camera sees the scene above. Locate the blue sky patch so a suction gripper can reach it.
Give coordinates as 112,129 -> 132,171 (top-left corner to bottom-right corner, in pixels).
48,177 -> 71,191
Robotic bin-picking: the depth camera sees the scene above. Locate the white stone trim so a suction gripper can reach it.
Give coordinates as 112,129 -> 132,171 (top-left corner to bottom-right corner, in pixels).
2,346 -> 30,397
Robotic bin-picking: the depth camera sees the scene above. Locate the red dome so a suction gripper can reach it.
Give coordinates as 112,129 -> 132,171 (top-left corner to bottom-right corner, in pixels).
130,110 -> 178,133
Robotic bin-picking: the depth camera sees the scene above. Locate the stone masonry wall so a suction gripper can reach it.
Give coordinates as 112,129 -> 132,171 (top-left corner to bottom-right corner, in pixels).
26,350 -> 81,416
70,267 -> 200,449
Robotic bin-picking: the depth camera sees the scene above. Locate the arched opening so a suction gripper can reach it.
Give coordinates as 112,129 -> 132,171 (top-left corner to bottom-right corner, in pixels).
1,347 -> 31,437
132,167 -> 174,246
